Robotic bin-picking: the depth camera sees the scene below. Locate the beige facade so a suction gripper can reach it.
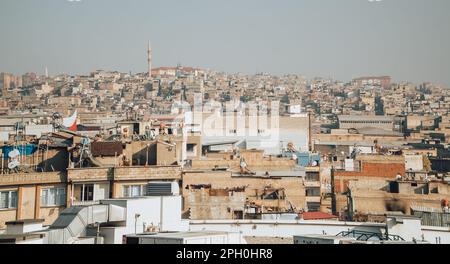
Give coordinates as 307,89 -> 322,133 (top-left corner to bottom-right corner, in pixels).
67,166 -> 182,206
0,165 -> 183,229
0,172 -> 67,229
182,170 -> 306,214
185,188 -> 246,220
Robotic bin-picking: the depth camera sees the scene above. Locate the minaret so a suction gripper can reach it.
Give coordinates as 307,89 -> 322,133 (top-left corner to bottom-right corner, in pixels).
147,40 -> 152,78
45,67 -> 49,78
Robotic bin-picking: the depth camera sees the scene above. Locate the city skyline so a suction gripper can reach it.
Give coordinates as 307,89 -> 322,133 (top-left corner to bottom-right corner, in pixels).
1,0 -> 450,86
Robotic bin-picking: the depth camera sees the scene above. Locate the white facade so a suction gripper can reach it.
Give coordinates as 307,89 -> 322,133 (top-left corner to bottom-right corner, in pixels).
100,196 -> 189,242
198,113 -> 310,155
189,219 -> 450,244
405,154 -> 424,171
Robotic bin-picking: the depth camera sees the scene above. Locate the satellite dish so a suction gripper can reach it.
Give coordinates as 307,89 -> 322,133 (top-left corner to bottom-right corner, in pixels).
312,161 -> 318,167
8,160 -> 20,169
292,154 -> 298,160
240,161 -> 247,168
8,149 -> 20,159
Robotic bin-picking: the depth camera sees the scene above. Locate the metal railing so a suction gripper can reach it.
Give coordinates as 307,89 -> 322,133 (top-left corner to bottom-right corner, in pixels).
336,230 -> 405,241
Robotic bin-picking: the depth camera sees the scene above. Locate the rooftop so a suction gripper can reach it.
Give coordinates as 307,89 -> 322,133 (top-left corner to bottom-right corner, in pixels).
338,115 -> 394,122
129,231 -> 233,239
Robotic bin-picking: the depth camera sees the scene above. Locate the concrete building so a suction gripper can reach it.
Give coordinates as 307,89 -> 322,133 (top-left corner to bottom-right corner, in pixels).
124,231 -> 245,244
0,171 -> 67,229
198,113 -> 310,155
334,154 -> 406,194
353,76 -> 391,89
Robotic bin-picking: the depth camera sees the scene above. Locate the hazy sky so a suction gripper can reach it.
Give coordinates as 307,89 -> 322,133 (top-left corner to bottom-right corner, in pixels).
1,0 -> 449,85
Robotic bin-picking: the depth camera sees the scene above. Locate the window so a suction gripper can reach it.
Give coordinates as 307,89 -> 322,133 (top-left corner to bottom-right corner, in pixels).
186,144 -> 197,156
187,144 -> 196,153
0,190 -> 18,209
82,184 -> 94,201
305,187 -> 321,197
305,172 -> 320,182
123,185 -> 145,197
41,188 -> 66,206
307,202 -> 321,212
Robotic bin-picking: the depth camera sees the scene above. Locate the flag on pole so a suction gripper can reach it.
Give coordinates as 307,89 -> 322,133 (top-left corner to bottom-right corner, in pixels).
63,110 -> 78,131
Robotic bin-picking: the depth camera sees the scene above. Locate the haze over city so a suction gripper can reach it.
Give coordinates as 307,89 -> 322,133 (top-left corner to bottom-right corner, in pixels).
1,0 -> 449,86
2,0 -> 450,248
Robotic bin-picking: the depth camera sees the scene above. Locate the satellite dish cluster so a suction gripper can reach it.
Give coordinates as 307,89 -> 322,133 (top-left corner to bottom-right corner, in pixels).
8,149 -> 21,170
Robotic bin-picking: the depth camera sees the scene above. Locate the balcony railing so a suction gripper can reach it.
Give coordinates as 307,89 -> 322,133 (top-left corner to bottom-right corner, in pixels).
71,200 -> 100,206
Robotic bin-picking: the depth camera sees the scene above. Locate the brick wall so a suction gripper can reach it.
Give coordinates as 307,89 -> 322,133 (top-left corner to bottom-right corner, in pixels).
68,167 -> 113,182
114,166 -> 181,181
183,171 -> 306,211
335,162 -> 405,178
0,171 -> 66,186
186,189 -> 246,220
334,162 -> 405,194
68,166 -> 181,182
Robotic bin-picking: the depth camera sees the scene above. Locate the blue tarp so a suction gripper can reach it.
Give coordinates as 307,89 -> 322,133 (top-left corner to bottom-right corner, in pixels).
2,145 -> 38,159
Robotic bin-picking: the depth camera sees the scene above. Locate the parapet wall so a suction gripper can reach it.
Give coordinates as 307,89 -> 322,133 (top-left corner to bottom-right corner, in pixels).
68,166 -> 181,182
0,171 -> 66,186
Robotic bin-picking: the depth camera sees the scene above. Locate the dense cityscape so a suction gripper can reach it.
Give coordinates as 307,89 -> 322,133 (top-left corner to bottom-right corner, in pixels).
1,0 -> 449,246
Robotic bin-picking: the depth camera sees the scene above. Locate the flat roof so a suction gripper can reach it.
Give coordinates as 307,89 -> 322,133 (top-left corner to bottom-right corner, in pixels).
232,170 -> 305,178
244,236 -> 293,244
338,115 -> 394,122
0,233 -> 45,242
356,154 -> 404,163
5,219 -> 44,225
294,234 -> 357,241
131,231 -> 233,239
315,141 -> 407,148
203,140 -> 240,147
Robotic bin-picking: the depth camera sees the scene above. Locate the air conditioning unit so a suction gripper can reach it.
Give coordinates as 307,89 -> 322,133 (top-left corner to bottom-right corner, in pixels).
146,182 -> 179,196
